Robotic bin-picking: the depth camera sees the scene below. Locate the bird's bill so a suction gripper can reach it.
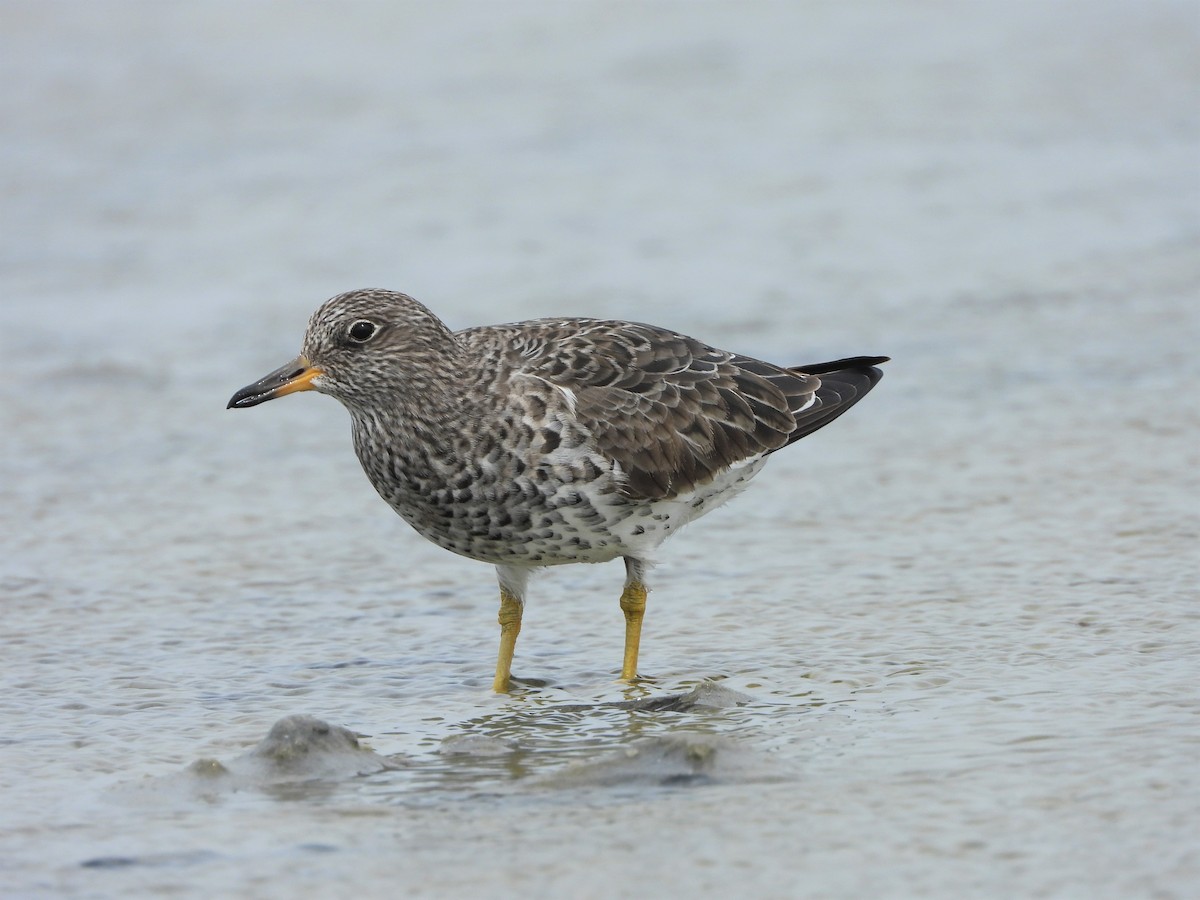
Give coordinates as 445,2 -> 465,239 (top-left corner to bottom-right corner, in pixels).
227,356 -> 324,409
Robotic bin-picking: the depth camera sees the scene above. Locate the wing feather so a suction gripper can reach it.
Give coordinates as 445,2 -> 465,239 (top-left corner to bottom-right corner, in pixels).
476,320 -> 886,501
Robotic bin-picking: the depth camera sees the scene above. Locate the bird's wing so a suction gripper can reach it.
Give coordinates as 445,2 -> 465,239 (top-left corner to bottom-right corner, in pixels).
501,320 -> 815,500
464,319 -> 886,501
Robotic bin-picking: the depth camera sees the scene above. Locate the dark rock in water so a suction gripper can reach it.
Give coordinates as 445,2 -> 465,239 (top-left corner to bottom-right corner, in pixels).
540,734 -> 770,790
214,714 -> 403,783
81,850 -> 220,869
241,715 -> 398,780
616,680 -> 755,712
127,715 -> 403,800
552,679 -> 756,714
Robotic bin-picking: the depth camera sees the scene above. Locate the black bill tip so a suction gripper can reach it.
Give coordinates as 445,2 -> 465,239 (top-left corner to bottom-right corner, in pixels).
227,357 -> 321,409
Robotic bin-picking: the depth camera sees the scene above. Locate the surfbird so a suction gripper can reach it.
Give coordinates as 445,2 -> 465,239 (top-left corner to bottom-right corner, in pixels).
228,289 -> 887,691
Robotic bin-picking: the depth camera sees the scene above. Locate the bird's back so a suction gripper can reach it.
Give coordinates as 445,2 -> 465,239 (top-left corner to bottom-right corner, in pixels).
457,318 -> 886,502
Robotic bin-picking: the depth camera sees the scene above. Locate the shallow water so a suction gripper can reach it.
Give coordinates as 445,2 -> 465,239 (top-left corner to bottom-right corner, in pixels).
2,2 -> 1198,897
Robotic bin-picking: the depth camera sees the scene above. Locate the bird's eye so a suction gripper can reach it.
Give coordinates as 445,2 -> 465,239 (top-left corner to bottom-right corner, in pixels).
347,320 -> 377,344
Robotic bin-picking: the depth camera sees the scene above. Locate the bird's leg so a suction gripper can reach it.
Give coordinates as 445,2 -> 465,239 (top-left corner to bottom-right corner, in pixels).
493,566 -> 529,693
493,588 -> 522,693
620,558 -> 649,681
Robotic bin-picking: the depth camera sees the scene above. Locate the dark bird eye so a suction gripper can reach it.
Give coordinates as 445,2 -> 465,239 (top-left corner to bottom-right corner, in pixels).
348,320 -> 377,343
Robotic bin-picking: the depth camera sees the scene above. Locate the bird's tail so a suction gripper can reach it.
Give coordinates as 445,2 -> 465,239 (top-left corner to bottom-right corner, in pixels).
781,356 -> 889,446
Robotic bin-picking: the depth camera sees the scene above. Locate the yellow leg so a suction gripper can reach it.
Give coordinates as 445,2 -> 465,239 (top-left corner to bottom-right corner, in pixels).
619,580 -> 648,681
493,587 -> 522,693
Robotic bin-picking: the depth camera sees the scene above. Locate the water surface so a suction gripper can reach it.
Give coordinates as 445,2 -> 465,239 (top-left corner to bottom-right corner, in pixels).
2,2 -> 1197,897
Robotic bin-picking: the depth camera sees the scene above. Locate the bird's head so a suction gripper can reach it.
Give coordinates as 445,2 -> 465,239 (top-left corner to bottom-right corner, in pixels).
227,289 -> 458,412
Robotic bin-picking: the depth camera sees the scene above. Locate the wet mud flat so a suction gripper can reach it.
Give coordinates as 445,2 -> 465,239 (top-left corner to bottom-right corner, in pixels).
113,681 -> 773,806
83,685 -> 784,881
2,1 -> 1198,898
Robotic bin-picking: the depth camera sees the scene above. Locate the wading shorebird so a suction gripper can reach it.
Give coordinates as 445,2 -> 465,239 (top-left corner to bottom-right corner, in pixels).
228,289 -> 887,691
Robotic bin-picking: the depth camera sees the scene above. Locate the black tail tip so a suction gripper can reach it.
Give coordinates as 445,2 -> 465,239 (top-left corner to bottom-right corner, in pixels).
793,356 -> 889,376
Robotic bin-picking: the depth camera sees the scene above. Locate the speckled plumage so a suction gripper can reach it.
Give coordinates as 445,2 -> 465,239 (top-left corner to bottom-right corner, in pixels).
229,288 -> 887,689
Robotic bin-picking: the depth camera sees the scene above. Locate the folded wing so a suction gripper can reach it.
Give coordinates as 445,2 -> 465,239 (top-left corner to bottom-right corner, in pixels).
509,320 -> 886,501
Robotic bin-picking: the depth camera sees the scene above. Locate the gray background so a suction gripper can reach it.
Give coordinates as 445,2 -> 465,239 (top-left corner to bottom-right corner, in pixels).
3,2 -> 1197,897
